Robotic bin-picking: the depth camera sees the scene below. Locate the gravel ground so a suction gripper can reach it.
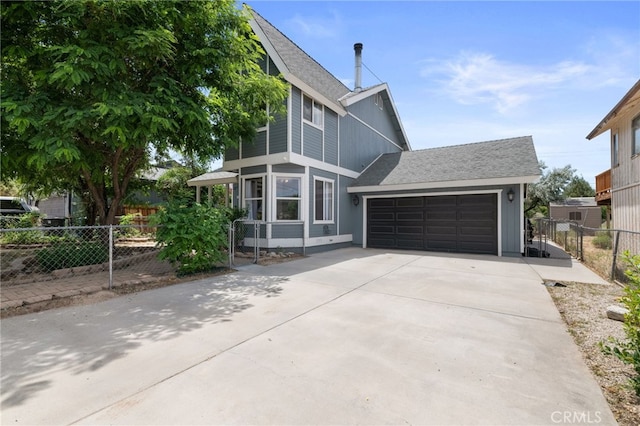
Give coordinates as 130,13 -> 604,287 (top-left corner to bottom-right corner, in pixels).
547,281 -> 639,426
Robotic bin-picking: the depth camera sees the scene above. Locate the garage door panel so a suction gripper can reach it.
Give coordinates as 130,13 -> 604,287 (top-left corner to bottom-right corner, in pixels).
367,194 -> 498,255
397,197 -> 424,208
397,212 -> 424,221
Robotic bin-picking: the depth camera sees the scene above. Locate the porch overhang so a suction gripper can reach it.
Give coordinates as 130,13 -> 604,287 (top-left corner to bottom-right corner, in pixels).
187,171 -> 238,187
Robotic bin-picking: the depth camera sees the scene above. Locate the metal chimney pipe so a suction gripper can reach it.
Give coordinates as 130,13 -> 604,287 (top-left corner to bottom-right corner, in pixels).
354,43 -> 363,92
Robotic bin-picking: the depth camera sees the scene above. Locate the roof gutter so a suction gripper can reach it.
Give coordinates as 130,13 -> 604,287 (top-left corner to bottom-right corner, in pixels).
586,79 -> 640,140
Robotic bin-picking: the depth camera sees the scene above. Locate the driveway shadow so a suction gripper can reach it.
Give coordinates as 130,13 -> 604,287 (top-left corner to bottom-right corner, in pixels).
1,273 -> 286,409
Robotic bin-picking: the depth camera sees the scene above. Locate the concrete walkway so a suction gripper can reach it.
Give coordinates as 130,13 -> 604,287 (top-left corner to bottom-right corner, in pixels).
0,248 -> 616,425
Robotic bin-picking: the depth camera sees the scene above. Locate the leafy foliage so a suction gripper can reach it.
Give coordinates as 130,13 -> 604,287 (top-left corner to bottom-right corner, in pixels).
36,242 -> 108,272
152,202 -> 229,275
525,162 -> 575,215
1,1 -> 288,225
601,251 -> 640,396
564,175 -> 595,198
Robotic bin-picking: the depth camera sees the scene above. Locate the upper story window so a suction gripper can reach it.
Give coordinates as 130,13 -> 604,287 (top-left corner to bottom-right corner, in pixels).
314,178 -> 334,223
303,95 -> 323,127
275,177 -> 301,221
243,177 -> 264,220
633,115 -> 640,156
374,93 -> 383,110
612,132 -> 619,166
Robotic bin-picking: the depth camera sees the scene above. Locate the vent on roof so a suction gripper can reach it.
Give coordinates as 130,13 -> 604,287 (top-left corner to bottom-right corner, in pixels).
354,43 -> 363,92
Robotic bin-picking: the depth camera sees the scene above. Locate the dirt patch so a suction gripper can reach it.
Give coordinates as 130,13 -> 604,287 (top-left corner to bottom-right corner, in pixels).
547,281 -> 639,426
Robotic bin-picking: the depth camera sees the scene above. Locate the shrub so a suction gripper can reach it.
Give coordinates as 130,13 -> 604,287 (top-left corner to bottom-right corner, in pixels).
0,212 -> 47,244
118,212 -> 142,237
601,251 -> 640,396
592,232 -> 612,250
36,242 -> 108,272
151,202 -> 228,275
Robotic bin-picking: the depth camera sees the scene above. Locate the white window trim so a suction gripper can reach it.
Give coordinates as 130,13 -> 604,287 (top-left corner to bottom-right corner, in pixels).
303,94 -> 324,129
272,174 -> 303,222
313,177 -> 335,224
241,175 -> 266,221
612,132 -> 619,167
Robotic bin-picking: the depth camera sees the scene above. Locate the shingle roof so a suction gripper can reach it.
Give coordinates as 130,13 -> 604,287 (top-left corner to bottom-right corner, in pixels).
350,136 -> 540,190
248,7 -> 351,104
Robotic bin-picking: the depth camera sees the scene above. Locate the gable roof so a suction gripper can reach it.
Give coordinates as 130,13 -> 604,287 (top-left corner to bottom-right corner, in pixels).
550,197 -> 597,207
587,79 -> 640,140
248,6 -> 350,115
348,136 -> 540,193
340,83 -> 411,151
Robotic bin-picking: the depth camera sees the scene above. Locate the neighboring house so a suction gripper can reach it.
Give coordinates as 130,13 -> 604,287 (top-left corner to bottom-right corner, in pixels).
190,7 -> 541,257
587,79 -> 640,253
549,197 -> 602,229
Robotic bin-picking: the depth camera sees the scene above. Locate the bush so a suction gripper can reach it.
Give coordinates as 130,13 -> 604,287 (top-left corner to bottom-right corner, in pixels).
118,212 -> 142,237
36,242 -> 109,272
601,251 -> 640,396
151,202 -> 229,275
592,232 -> 612,250
0,212 -> 47,244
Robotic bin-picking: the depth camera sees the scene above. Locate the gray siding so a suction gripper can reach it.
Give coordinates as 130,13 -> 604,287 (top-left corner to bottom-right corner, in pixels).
303,124 -> 323,161
291,87 -> 302,154
225,145 -> 239,161
242,131 -> 267,158
339,114 -> 402,172
339,176 -> 357,238
347,94 -> 401,146
272,224 -> 304,238
269,112 -> 288,154
241,165 -> 266,175
324,110 -> 338,165
273,164 -> 305,173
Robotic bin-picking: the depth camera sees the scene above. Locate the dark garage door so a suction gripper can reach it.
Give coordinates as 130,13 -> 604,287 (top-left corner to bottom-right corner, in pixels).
367,194 -> 498,255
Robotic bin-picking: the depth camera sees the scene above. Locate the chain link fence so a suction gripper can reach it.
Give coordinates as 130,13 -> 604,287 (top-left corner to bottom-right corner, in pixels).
533,218 -> 640,283
229,220 -> 305,266
1,223 -> 173,290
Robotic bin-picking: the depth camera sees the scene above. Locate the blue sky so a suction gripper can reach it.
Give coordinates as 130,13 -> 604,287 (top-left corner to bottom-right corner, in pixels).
244,1 -> 640,187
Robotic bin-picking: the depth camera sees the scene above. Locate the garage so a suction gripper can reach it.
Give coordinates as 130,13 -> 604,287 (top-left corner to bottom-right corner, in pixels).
367,194 -> 498,255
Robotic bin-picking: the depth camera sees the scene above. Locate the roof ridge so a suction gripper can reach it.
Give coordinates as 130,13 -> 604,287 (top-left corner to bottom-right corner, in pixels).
406,136 -> 533,154
247,5 -> 351,98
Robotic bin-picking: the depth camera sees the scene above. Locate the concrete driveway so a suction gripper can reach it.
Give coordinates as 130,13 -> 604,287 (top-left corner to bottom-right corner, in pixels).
1,248 -> 615,425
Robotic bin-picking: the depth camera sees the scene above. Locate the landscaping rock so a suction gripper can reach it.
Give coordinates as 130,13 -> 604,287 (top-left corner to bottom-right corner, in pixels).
606,305 -> 628,322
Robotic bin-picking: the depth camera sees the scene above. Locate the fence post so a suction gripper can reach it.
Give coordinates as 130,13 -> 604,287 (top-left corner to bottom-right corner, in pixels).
108,225 -> 113,290
228,222 -> 233,268
610,231 -> 621,281
578,226 -> 584,260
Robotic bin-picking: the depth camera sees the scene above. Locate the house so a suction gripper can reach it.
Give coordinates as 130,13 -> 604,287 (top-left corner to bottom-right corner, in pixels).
549,197 -> 602,230
190,6 -> 541,257
587,79 -> 640,253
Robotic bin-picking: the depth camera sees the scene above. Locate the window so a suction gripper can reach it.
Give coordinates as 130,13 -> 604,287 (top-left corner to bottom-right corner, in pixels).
633,115 -> 640,156
303,95 -> 323,127
244,177 -> 263,220
275,177 -> 301,220
314,178 -> 334,222
569,211 -> 582,221
612,133 -> 619,166
374,93 -> 383,110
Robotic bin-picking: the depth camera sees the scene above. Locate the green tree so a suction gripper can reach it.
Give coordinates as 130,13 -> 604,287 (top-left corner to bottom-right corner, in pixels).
525,162 -> 574,216
564,175 -> 595,198
1,1 -> 288,225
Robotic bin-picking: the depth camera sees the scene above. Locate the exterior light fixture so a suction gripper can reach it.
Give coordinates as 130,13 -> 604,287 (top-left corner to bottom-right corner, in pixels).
352,194 -> 360,206
507,188 -> 515,203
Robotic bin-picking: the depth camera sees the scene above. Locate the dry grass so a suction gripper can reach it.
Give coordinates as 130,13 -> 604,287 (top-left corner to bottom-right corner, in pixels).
548,281 -> 639,426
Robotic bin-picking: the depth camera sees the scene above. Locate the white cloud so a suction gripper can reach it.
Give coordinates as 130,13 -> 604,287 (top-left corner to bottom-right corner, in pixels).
286,11 -> 342,39
421,52 -> 591,114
